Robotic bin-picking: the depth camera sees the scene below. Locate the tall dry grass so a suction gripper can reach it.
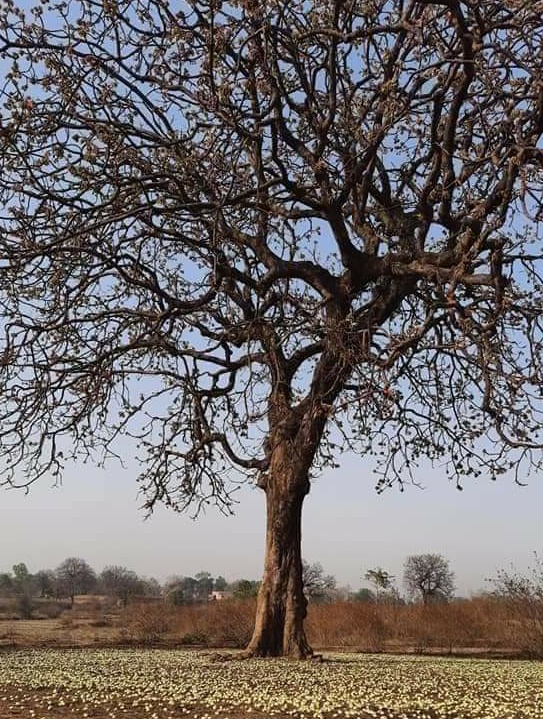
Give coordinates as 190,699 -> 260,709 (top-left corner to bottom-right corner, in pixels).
3,594 -> 540,656
121,599 -> 256,647
119,595 -> 531,654
306,596 -> 529,654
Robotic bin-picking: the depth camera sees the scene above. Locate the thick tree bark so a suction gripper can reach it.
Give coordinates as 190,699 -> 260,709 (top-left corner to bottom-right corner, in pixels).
245,326 -> 349,658
245,439 -> 313,658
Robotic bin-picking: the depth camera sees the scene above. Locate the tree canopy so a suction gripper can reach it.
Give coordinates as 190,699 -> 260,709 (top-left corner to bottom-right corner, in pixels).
403,553 -> 455,604
1,0 -> 543,656
55,557 -> 97,605
302,560 -> 336,602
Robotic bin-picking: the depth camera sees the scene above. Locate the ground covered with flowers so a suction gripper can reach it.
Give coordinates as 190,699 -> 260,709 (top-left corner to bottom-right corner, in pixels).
0,648 -> 541,719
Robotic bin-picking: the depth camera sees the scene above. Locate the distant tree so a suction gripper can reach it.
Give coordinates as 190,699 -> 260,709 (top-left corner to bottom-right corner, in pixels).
100,565 -> 144,607
34,570 -> 56,599
302,561 -> 336,603
163,575 -> 184,592
56,557 -> 97,606
15,594 -> 34,619
11,563 -> 28,582
214,576 -> 228,592
165,572 -> 216,603
165,575 -> 202,605
351,587 -> 375,603
195,572 -> 214,601
403,554 -> 455,605
12,563 -> 35,596
11,563 -> 36,618
364,567 -> 398,603
491,553 -> 543,657
365,567 -> 394,591
0,573 -> 13,596
140,576 -> 162,597
233,580 -> 260,600
3,0 -> 543,657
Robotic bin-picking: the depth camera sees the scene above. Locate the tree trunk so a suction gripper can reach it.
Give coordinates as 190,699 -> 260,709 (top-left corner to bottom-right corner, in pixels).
244,343 -> 346,658
245,465 -> 312,658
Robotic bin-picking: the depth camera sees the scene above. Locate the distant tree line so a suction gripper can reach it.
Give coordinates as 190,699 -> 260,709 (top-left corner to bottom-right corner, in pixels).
161,555 -> 457,607
0,559 -> 161,615
0,553 -> 458,615
5,551 -> 543,625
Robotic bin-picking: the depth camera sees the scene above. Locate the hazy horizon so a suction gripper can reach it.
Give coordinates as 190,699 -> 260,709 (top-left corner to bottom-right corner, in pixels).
1,449 -> 541,597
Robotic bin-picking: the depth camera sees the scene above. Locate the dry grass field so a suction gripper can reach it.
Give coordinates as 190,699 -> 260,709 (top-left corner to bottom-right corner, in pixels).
0,594 -> 538,656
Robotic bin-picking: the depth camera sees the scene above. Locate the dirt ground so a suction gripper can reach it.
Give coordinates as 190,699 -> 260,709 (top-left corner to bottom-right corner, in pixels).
0,686 -> 282,719
0,618 -> 115,648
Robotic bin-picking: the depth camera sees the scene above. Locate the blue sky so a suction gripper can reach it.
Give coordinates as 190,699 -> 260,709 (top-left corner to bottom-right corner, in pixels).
1,449 -> 541,596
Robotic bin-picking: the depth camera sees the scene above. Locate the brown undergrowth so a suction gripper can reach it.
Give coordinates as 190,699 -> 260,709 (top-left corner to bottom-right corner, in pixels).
0,595 -> 539,656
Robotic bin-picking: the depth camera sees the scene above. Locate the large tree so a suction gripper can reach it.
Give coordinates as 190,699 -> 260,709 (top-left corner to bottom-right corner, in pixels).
302,560 -> 336,602
56,557 -> 97,606
1,0 -> 543,657
365,567 -> 397,602
403,553 -> 455,604
100,565 -> 145,607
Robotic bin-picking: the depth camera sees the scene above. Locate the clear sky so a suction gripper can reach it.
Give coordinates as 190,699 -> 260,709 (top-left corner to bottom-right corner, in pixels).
1,449 -> 541,596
